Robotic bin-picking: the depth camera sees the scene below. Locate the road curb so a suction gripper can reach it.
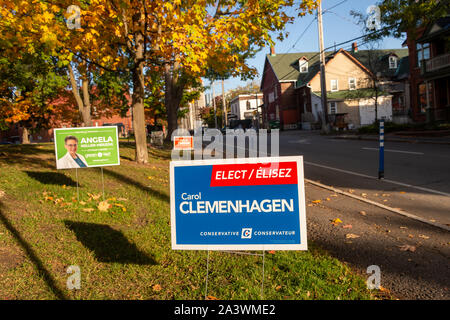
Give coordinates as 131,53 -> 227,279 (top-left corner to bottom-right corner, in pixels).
332,136 -> 450,145
305,178 -> 450,232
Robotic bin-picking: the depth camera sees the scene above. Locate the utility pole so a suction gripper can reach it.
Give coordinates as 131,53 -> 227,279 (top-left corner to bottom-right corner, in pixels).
222,78 -> 227,128
317,1 -> 329,133
212,80 -> 217,128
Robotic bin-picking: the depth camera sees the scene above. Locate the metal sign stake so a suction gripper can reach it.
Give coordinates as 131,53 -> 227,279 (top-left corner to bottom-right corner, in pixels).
75,168 -> 79,201
101,167 -> 105,201
205,250 -> 210,300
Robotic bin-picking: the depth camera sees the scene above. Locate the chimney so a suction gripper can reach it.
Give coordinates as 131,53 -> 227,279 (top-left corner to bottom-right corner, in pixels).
270,46 -> 276,56
352,42 -> 358,53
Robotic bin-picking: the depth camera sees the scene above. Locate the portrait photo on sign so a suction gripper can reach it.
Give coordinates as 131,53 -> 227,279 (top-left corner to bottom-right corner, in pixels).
57,135 -> 88,169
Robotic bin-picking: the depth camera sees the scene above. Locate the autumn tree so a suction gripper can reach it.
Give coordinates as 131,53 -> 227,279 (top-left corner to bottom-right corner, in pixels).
0,50 -> 68,143
1,0 -> 321,162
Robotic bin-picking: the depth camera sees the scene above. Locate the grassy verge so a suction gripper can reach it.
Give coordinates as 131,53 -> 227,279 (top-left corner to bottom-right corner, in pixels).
0,142 -> 381,300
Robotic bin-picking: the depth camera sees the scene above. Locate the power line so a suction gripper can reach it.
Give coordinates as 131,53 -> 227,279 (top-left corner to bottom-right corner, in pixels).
323,0 -> 349,14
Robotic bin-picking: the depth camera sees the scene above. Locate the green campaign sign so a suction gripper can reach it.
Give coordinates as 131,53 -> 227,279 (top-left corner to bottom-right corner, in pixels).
54,126 -> 120,169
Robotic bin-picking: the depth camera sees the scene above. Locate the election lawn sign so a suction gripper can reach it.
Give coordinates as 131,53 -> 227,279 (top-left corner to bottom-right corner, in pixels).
174,136 -> 194,151
54,126 -> 120,169
170,156 -> 307,251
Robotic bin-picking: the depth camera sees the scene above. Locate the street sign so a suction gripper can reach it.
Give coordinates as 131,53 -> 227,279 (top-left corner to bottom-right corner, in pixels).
170,156 -> 307,250
54,126 -> 120,169
174,136 -> 193,150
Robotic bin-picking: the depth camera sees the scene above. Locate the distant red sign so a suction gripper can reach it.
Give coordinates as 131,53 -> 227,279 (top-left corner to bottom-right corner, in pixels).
174,136 -> 193,150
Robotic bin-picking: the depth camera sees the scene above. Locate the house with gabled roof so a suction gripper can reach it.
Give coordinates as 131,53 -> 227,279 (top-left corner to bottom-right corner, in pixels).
260,44 -> 409,129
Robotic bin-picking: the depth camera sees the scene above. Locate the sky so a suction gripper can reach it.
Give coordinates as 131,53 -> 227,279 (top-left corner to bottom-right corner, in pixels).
207,0 -> 406,96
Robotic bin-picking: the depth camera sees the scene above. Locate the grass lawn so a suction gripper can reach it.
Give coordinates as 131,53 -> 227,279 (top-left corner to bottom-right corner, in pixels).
0,142 -> 381,300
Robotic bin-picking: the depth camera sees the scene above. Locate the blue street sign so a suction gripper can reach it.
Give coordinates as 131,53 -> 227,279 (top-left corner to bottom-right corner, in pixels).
170,157 -> 308,250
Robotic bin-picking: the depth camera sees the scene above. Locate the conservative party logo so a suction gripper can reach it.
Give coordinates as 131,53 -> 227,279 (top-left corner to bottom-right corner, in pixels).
241,228 -> 252,239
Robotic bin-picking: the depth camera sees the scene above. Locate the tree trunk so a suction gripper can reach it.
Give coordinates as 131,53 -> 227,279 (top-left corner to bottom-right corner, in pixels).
164,62 -> 184,142
81,75 -> 92,127
68,64 -> 92,127
131,44 -> 148,164
21,126 -> 30,144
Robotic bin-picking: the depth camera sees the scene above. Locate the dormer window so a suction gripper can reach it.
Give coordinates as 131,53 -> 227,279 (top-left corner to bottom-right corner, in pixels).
389,56 -> 398,69
299,58 -> 308,73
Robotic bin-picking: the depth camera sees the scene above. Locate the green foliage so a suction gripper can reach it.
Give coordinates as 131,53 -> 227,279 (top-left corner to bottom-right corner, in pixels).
200,106 -> 223,128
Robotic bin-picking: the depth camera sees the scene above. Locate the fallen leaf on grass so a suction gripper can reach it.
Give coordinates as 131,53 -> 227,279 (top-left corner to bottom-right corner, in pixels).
311,200 -> 321,204
206,296 -> 219,300
342,225 -> 352,229
419,235 -> 430,239
79,201 -> 86,205
268,250 -> 276,254
400,191 -> 406,194
345,234 -> 360,239
82,208 -> 94,213
361,193 -> 367,197
399,226 -> 408,229
152,284 -> 162,292
0,190 -> 5,198
98,201 -> 110,212
348,189 -> 355,193
118,198 -> 128,201
408,234 -> 414,238
331,218 -> 343,225
88,193 -> 102,200
359,211 -> 367,216
326,198 -> 331,201
398,245 -> 416,252
275,285 -> 282,291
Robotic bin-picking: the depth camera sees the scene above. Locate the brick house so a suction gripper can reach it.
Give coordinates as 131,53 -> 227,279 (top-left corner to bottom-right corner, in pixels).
261,45 -> 408,129
406,15 -> 450,123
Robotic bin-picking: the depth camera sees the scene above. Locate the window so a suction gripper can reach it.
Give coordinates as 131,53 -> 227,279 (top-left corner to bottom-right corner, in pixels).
389,56 -> 398,69
348,78 -> 356,90
246,100 -> 251,110
299,59 -> 308,73
331,79 -> 338,92
329,102 -> 337,114
416,43 -> 430,67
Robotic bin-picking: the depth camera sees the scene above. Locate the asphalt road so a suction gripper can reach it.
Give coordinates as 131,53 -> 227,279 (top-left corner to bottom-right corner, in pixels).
277,130 -> 450,226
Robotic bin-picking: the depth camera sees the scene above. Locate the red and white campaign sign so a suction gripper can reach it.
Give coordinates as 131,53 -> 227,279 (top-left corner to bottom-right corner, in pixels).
174,136 -> 193,150
210,161 -> 298,187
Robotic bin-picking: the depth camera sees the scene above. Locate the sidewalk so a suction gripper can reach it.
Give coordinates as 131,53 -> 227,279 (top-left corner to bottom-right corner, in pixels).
304,182 -> 450,300
331,132 -> 450,145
